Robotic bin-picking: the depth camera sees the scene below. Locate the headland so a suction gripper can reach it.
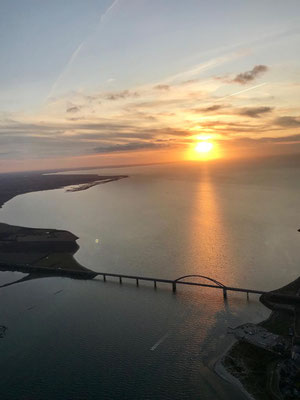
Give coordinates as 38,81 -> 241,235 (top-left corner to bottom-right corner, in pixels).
0,222 -> 97,281
0,170 -> 127,208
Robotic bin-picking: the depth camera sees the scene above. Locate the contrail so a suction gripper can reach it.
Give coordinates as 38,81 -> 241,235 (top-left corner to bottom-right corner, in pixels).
46,0 -> 119,100
216,82 -> 267,101
48,43 -> 84,98
100,0 -> 119,23
163,51 -> 243,85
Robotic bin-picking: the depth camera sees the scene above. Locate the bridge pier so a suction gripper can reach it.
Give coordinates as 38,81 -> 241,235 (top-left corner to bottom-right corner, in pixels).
119,277 -> 122,284
136,278 -> 139,286
154,280 -> 157,289
172,282 -> 176,293
223,288 -> 227,299
103,274 -> 106,282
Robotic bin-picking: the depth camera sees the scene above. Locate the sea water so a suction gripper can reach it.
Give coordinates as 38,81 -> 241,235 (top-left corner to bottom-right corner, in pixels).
0,159 -> 299,399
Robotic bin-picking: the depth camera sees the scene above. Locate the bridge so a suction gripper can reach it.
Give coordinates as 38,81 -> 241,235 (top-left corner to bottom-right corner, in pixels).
94,271 -> 266,299
0,262 -> 267,299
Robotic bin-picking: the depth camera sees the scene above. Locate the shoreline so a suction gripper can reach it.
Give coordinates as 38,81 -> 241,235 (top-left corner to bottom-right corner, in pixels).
0,173 -> 127,282
214,342 -> 256,400
0,222 -> 97,281
66,176 -> 126,192
221,275 -> 300,399
0,171 -> 128,209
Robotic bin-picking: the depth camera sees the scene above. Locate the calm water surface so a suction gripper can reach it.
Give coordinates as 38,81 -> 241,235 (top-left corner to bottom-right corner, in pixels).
0,160 -> 299,399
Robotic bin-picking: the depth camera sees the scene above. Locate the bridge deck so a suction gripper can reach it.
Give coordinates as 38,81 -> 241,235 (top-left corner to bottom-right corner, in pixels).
0,262 -> 266,298
95,272 -> 266,297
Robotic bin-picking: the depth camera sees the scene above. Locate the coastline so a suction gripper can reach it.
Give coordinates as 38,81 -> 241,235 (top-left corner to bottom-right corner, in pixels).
220,275 -> 300,400
214,342 -> 256,400
66,176 -> 126,192
0,172 -> 127,283
0,170 -> 128,209
0,222 -> 98,282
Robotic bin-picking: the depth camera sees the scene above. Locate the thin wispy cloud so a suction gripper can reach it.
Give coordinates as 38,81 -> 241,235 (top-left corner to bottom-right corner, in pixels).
93,141 -> 171,153
274,116 -> 300,127
232,65 -> 268,84
1,0 -> 300,170
105,90 -> 139,101
192,105 -> 224,113
239,106 -> 273,118
154,84 -> 170,91
66,106 -> 81,113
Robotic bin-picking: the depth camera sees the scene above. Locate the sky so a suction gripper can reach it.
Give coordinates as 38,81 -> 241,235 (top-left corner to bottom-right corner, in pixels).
1,0 -> 300,172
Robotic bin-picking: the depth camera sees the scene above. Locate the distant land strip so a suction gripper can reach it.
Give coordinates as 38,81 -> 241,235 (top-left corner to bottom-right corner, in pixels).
0,171 -> 127,208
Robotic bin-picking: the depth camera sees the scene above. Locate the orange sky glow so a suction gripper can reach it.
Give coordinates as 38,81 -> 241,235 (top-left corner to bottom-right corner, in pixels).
1,1 -> 300,172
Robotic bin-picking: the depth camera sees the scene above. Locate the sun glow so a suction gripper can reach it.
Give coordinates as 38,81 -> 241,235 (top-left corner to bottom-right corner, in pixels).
185,139 -> 221,161
195,141 -> 213,153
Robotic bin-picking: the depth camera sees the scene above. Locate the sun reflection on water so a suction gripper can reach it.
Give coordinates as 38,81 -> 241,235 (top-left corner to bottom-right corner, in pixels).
184,168 -> 236,288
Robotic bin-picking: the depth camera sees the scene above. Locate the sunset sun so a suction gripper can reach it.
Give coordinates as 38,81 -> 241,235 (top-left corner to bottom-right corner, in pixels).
195,141 -> 213,153
186,139 -> 219,161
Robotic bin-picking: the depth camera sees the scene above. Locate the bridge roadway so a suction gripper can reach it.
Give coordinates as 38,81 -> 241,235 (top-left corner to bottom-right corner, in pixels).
0,262 -> 267,299
94,271 -> 266,299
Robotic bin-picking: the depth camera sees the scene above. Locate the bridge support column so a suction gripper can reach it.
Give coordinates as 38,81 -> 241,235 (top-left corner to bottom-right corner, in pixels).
247,292 -> 249,300
136,278 -> 139,286
172,282 -> 176,293
154,280 -> 157,289
119,277 -> 122,284
103,274 -> 106,282
223,288 -> 227,299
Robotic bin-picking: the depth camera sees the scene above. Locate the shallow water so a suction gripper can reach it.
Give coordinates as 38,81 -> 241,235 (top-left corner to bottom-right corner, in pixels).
0,160 -> 299,399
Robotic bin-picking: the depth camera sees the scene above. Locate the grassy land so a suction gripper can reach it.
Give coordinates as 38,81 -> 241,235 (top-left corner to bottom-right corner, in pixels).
33,252 -> 88,271
0,222 -> 95,276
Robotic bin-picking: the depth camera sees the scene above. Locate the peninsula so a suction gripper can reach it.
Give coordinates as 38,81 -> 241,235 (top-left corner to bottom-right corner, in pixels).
0,222 -> 97,281
0,170 -> 127,283
0,170 -> 127,208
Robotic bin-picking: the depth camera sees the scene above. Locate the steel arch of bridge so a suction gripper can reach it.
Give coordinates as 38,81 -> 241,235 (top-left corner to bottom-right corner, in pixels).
174,274 -> 226,288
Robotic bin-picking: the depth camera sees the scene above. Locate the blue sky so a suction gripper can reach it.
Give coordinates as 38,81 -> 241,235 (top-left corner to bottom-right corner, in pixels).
1,0 -> 300,171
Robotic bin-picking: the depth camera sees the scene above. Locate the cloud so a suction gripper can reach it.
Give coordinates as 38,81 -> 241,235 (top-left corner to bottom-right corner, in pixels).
228,134 -> 300,147
239,106 -> 273,118
66,106 -> 81,113
191,104 -> 273,119
0,115 -> 192,162
93,141 -> 170,153
104,90 -> 139,101
274,116 -> 300,127
261,134 -> 300,143
154,84 -> 170,91
178,79 -> 199,86
125,98 -> 187,110
193,104 -> 224,113
232,65 -> 268,84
